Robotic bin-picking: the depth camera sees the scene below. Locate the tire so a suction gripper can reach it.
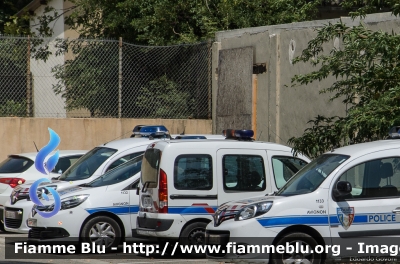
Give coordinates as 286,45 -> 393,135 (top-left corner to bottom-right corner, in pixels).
271,232 -> 322,264
0,222 -> 5,232
80,216 -> 121,251
179,222 -> 208,258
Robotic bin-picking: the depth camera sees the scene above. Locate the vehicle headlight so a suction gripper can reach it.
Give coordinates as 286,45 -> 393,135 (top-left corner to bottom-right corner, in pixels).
60,194 -> 89,210
235,202 -> 273,221
35,194 -> 89,213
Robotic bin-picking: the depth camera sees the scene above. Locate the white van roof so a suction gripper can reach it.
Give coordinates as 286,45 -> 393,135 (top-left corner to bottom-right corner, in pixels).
153,139 -> 298,153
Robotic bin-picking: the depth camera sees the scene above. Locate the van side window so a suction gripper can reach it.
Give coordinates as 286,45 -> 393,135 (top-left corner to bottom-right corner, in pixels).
338,157 -> 400,199
272,156 -> 308,189
174,154 -> 212,190
223,155 -> 266,191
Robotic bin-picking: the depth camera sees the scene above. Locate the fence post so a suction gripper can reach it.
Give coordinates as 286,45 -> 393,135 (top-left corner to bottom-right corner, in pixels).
208,40 -> 212,119
27,35 -> 32,117
118,37 -> 123,118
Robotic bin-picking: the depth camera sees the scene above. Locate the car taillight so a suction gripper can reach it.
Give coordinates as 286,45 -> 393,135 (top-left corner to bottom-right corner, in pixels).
158,169 -> 168,213
0,178 -> 26,188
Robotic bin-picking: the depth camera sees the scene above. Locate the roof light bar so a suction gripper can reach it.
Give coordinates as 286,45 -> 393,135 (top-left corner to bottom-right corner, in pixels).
140,125 -> 168,135
132,125 -> 146,133
175,136 -> 207,139
131,125 -> 146,137
388,126 -> 400,139
223,129 -> 254,141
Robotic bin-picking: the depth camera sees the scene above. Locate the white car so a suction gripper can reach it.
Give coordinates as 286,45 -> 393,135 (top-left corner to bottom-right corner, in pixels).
206,139 -> 400,263
0,150 -> 86,231
26,154 -> 144,249
5,125 -> 224,233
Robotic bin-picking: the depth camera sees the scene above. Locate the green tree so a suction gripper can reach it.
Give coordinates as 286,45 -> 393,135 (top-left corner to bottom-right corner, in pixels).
18,0 -> 322,45
0,0 -> 31,35
14,0 -> 324,118
135,75 -> 192,118
51,40 -> 119,117
288,2 -> 400,158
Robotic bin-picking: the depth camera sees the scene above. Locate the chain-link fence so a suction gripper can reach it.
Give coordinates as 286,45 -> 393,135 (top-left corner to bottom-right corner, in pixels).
0,36 -> 213,119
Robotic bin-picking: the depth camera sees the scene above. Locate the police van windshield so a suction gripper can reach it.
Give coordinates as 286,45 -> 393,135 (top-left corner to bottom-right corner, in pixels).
276,154 -> 350,196
59,147 -> 117,181
86,155 -> 143,187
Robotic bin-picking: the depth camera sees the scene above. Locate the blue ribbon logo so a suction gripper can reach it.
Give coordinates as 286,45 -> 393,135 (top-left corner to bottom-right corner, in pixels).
31,128 -> 62,218
35,128 -> 60,174
29,178 -> 62,218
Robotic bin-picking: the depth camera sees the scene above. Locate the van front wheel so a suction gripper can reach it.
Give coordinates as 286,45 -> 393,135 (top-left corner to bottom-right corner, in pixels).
180,222 -> 208,258
80,216 -> 121,251
271,232 -> 321,264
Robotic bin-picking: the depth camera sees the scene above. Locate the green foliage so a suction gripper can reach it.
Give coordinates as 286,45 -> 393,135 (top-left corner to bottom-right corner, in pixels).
52,41 -> 119,117
135,75 -> 192,119
0,100 -> 27,117
340,0 -> 400,18
0,38 -> 30,114
0,0 -> 31,35
14,0 -> 322,46
289,20 -> 400,158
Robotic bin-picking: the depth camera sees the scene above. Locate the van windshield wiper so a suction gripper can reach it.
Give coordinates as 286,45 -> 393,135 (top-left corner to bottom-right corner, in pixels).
79,183 -> 92,187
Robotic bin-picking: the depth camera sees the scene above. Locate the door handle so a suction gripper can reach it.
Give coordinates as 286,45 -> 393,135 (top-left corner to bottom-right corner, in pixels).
392,207 -> 400,213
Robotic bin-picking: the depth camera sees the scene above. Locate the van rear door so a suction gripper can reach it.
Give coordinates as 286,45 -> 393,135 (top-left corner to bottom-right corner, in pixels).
139,148 -> 161,213
168,153 -> 217,217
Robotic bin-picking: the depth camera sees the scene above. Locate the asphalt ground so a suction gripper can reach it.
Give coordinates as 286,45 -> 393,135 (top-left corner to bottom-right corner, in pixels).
0,231 -> 227,264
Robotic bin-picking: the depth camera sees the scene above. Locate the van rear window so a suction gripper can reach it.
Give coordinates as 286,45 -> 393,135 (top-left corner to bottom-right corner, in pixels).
174,154 -> 212,190
141,148 -> 161,188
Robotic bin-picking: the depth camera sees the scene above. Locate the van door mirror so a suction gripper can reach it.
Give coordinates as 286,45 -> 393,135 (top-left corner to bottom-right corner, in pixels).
334,181 -> 352,200
136,185 -> 140,195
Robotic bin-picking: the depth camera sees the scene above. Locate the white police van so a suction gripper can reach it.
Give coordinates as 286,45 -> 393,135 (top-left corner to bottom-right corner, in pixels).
26,154 -> 144,248
137,129 -> 310,256
205,136 -> 400,263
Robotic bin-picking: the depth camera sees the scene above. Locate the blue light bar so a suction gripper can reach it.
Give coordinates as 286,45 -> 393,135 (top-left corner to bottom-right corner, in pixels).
223,129 -> 254,140
175,136 -> 207,139
139,125 -> 169,137
235,130 -> 254,138
132,125 -> 146,133
388,126 -> 400,139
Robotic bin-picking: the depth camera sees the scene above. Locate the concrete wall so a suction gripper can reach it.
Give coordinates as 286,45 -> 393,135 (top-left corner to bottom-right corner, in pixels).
0,118 -> 212,162
212,12 -> 400,145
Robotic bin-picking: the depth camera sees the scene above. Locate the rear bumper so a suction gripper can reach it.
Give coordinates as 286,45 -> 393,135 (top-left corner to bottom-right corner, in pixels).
137,215 -> 174,232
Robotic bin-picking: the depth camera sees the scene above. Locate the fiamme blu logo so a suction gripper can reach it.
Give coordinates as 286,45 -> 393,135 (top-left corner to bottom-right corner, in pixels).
29,128 -> 62,218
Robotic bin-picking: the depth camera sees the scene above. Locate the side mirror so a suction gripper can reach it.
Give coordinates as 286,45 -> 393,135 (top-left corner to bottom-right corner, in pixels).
136,185 -> 140,195
334,181 -> 352,199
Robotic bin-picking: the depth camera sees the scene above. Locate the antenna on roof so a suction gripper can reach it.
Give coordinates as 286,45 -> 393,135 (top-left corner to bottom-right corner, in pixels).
180,126 -> 186,135
33,141 -> 39,152
103,130 -> 132,146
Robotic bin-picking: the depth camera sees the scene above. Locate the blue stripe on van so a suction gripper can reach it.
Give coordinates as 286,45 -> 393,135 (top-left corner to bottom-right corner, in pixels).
257,215 -> 329,228
85,205 -> 139,215
168,206 -> 218,215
